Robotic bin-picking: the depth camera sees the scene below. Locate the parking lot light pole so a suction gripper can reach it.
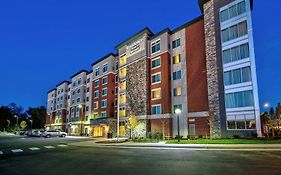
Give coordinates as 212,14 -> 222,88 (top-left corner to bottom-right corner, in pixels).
175,108 -> 181,143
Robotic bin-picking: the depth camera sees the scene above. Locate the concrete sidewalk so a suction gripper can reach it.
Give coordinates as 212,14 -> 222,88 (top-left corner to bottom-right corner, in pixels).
68,140 -> 281,150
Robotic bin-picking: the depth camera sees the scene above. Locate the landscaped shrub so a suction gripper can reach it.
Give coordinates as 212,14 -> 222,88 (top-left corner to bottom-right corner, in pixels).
233,134 -> 240,139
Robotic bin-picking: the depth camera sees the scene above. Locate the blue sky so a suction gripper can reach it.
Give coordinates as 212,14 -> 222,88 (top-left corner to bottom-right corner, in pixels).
0,0 -> 280,111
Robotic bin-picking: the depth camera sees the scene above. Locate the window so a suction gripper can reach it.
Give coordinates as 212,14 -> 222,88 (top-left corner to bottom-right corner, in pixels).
87,78 -> 90,83
77,98 -> 80,103
173,55 -> 181,64
86,106 -> 89,112
152,40 -> 160,53
94,80 -> 99,87
60,104 -> 62,108
227,121 -> 236,129
220,1 -> 246,22
72,100 -> 75,104
101,111 -> 107,118
86,96 -> 89,102
114,98 -> 118,106
94,102 -> 98,109
60,96 -> 63,100
101,100 -> 107,108
87,87 -> 89,92
103,63 -> 108,73
119,94 -> 126,104
173,71 -> 181,80
119,68 -> 126,78
221,21 -> 248,43
151,89 -> 161,100
102,88 -> 107,96
115,75 -> 118,82
173,104 -> 182,113
120,54 -> 127,66
95,67 -> 100,76
78,78 -> 81,85
152,105 -> 161,115
115,61 -> 119,70
151,57 -> 161,69
246,120 -> 256,129
77,89 -> 80,94
173,87 -> 182,96
236,121 -> 246,129
152,73 -> 161,84
224,66 -> 251,85
102,76 -> 108,85
94,91 -> 99,98
94,113 -> 98,118
223,43 -> 249,64
172,39 -> 181,48
120,80 -> 126,90
72,91 -> 75,95
119,107 -> 126,117
225,90 -> 254,108
61,89 -> 63,93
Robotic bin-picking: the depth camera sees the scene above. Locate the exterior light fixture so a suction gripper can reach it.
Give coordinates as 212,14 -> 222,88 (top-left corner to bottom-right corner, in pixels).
175,108 -> 181,142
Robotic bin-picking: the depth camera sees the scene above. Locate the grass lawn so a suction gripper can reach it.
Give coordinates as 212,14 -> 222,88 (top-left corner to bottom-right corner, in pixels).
165,139 -> 281,144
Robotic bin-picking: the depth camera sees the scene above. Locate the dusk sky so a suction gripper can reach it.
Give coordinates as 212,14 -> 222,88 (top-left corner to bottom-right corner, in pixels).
0,0 -> 280,111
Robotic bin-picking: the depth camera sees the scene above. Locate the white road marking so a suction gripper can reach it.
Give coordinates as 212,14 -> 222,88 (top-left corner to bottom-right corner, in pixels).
11,149 -> 23,153
29,147 -> 40,151
0,151 -> 3,155
44,146 -> 55,149
57,144 -> 68,147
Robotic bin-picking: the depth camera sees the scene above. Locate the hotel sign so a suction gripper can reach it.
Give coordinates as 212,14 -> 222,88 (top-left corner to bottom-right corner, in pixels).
126,36 -> 146,56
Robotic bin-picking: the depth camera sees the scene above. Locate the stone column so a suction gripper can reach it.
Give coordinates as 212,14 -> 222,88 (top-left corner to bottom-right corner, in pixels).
203,0 -> 222,138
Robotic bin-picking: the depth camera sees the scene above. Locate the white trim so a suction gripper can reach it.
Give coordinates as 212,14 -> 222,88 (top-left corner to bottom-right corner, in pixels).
94,101 -> 98,110
102,62 -> 109,74
101,99 -> 107,108
102,76 -> 108,85
151,39 -> 161,55
151,72 -> 161,85
151,57 -> 161,70
151,88 -> 161,100
102,87 -> 108,97
94,90 -> 99,99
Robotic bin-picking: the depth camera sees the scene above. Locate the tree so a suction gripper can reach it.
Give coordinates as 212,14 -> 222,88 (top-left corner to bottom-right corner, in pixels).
127,114 -> 138,139
8,103 -> 24,116
0,106 -> 15,131
27,106 -> 46,129
20,121 -> 27,130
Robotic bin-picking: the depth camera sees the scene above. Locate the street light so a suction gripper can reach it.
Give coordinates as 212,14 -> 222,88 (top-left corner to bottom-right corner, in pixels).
263,102 -> 270,109
78,105 -> 83,136
175,108 -> 181,142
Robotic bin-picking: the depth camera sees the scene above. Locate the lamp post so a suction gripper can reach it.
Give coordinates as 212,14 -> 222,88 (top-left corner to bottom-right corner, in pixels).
30,119 -> 33,129
14,115 -> 18,127
175,108 -> 181,143
78,105 -> 83,136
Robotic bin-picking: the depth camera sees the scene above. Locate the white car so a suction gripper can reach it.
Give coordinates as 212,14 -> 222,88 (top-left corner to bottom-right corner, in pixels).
42,130 -> 67,138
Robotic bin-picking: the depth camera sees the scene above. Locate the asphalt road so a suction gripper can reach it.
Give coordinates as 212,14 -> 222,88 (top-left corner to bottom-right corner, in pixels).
1,135 -> 281,175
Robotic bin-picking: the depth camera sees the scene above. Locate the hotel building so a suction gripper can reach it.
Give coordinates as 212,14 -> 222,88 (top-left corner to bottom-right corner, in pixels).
46,0 -> 261,138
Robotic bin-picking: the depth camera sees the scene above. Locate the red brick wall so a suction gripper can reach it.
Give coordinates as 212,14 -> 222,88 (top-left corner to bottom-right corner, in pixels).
186,19 -> 209,112
188,117 -> 210,136
150,52 -> 171,114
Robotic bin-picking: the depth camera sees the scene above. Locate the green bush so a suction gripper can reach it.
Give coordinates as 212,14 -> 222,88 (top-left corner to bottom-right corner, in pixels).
233,135 -> 240,139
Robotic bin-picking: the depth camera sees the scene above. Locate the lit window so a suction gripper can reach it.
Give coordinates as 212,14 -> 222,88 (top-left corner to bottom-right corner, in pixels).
152,73 -> 161,84
119,68 -> 126,78
120,54 -> 127,66
173,55 -> 181,64
94,113 -> 98,118
152,105 -> 161,115
119,107 -> 126,117
151,89 -> 161,100
173,87 -> 182,96
119,94 -> 126,104
120,80 -> 126,90
94,102 -> 98,109
151,57 -> 161,69
152,40 -> 160,54
225,90 -> 254,108
172,38 -> 181,48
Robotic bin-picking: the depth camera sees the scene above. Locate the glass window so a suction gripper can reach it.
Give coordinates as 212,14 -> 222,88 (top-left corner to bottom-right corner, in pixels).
152,40 -> 160,53
120,55 -> 126,66
77,89 -> 80,94
94,91 -> 99,98
101,100 -> 107,108
78,78 -> 81,85
77,98 -> 80,103
173,55 -> 181,64
103,63 -> 108,73
223,43 -> 249,64
173,71 -> 181,80
86,96 -> 89,102
87,87 -> 89,92
102,88 -> 107,96
172,39 -> 181,48
94,113 -> 98,118
173,87 -> 182,96
225,90 -> 254,108
95,67 -> 100,76
152,105 -> 161,115
87,78 -> 90,83
152,73 -> 161,84
220,1 -> 246,22
246,120 -> 256,129
236,121 -> 246,129
151,89 -> 161,99
221,21 -> 247,43
94,80 -> 99,87
102,76 -> 108,85
224,66 -> 251,86
94,102 -> 98,109
151,57 -> 161,68
227,121 -> 236,129
101,112 -> 107,118
86,106 -> 89,112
